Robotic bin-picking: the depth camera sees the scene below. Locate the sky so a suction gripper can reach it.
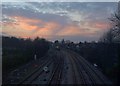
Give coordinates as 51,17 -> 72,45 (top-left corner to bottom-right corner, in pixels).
1,0 -> 119,2
1,2 -> 118,42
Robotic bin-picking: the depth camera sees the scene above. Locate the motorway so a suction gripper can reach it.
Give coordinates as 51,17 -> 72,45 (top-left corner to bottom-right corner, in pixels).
5,48 -> 113,85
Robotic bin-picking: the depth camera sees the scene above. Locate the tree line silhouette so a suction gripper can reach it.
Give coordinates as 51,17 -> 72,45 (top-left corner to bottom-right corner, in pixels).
2,36 -> 50,76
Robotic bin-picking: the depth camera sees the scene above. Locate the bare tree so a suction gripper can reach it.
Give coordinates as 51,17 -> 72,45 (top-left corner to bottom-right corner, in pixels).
99,28 -> 114,43
100,2 -> 120,43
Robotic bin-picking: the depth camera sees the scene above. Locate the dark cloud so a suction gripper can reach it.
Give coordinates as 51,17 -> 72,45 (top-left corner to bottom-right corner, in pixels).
2,5 -> 69,26
2,2 -> 118,42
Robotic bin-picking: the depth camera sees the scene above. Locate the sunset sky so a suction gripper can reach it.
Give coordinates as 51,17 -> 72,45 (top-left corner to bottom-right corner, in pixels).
2,2 -> 118,42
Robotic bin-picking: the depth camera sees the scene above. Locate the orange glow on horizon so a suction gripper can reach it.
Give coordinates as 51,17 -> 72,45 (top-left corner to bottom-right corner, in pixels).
2,16 -> 110,39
